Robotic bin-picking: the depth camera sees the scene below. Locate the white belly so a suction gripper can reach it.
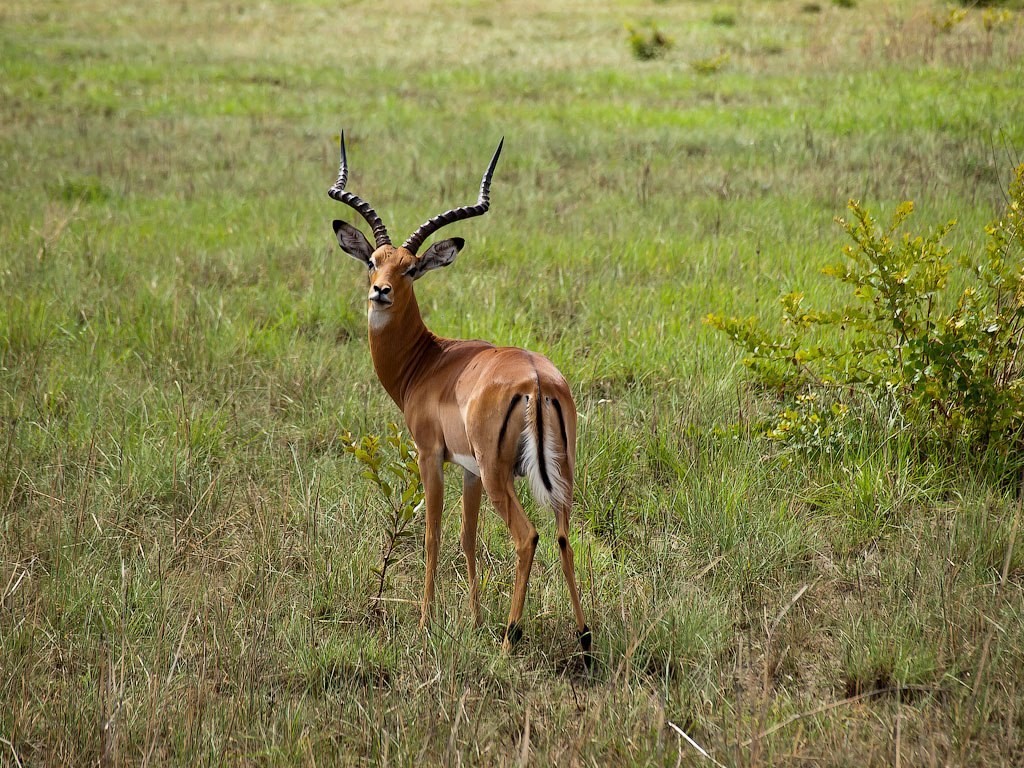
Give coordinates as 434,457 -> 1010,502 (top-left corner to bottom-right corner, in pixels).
451,452 -> 480,475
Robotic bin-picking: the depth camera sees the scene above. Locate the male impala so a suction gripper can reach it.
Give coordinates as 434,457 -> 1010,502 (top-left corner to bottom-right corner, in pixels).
328,132 -> 591,662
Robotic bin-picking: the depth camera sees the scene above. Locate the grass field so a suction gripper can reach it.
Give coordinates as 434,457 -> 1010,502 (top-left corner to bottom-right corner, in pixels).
3,0 -> 1024,765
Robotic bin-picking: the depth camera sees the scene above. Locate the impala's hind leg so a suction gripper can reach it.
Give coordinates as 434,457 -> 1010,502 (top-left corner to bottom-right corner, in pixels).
482,472 -> 538,651
461,469 -> 483,627
555,498 -> 592,667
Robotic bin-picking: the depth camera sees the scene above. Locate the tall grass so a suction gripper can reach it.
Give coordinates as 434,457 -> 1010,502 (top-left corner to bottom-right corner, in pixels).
2,0 -> 1024,764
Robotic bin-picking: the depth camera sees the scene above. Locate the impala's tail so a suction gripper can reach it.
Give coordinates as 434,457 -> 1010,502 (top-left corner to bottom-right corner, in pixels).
517,384 -> 572,511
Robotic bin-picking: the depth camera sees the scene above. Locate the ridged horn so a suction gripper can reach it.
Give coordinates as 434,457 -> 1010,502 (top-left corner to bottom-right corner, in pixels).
327,131 -> 391,249
401,138 -> 504,255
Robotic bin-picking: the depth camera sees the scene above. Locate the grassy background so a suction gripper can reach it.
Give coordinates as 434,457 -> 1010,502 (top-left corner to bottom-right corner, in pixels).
2,0 -> 1024,765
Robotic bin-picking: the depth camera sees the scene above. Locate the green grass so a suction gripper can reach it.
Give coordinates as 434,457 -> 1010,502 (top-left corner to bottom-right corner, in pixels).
3,0 -> 1024,764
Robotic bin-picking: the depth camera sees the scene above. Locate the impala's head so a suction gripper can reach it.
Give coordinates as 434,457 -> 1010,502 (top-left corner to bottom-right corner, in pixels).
328,131 -> 502,326
332,223 -> 465,323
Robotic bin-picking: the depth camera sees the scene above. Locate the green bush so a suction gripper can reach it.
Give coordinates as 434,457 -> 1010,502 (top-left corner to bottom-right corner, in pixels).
962,0 -> 1023,7
692,53 -> 730,75
341,425 -> 424,612
710,8 -> 737,27
626,22 -> 674,61
706,164 -> 1024,466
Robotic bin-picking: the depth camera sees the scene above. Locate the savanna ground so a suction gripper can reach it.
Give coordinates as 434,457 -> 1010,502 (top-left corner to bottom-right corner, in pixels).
3,0 -> 1024,765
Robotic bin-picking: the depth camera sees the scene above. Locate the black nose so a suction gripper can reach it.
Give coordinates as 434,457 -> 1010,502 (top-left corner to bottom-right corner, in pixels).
373,284 -> 391,295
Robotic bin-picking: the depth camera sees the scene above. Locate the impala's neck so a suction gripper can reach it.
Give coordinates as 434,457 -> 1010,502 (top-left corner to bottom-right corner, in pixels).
367,293 -> 438,409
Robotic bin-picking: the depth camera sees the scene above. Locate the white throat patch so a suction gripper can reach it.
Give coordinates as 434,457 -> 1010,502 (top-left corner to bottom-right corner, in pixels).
368,305 -> 392,330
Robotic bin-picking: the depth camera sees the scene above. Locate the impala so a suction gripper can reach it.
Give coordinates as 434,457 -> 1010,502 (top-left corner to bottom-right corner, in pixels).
328,132 -> 591,662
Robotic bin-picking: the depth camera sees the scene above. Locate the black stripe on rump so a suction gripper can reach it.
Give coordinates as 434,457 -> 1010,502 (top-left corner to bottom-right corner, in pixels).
496,393 -> 523,455
551,397 -> 568,453
535,379 -> 552,493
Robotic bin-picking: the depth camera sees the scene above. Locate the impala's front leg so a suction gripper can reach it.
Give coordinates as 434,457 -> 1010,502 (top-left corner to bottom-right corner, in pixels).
461,470 -> 483,627
418,450 -> 445,629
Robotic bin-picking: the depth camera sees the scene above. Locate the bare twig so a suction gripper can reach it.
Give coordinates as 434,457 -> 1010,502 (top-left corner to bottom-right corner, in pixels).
667,720 -> 728,768
445,688 -> 471,764
2,565 -> 28,604
0,736 -> 24,768
414,670 -> 441,694
695,555 -> 725,581
518,702 -> 531,768
165,605 -> 194,686
367,595 -> 419,605
894,687 -> 903,768
768,582 -> 814,638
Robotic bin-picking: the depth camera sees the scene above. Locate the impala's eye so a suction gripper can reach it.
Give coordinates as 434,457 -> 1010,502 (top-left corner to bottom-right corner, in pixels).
367,261 -> 376,273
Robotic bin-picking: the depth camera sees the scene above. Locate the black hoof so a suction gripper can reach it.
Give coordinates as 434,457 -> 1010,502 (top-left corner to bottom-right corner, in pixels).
504,621 -> 523,647
577,625 -> 594,669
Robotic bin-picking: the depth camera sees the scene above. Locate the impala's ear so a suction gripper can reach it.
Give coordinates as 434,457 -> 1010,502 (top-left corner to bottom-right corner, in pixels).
411,237 -> 465,279
333,220 -> 373,265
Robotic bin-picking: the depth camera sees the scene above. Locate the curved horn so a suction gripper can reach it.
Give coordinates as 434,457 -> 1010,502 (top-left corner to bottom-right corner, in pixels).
327,131 -> 392,248
402,138 -> 503,255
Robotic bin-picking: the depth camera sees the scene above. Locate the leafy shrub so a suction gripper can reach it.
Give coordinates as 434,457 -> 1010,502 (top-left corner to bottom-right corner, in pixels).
341,425 -> 424,612
706,164 -> 1024,466
626,22 -> 674,61
710,9 -> 737,27
932,7 -> 968,33
692,53 -> 730,75
982,8 -> 1015,31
